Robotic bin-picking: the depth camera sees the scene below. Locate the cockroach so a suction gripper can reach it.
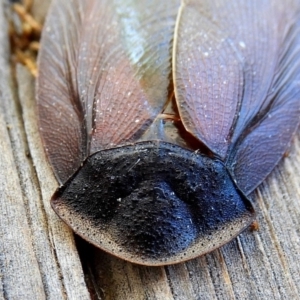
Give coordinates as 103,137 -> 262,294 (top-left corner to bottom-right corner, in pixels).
36,0 -> 300,266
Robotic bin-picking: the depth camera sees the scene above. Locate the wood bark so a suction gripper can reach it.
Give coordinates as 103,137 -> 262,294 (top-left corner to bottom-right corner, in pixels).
0,0 -> 299,299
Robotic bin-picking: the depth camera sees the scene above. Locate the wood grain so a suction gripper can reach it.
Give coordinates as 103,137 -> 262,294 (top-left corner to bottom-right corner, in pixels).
0,0 -> 90,299
0,0 -> 300,299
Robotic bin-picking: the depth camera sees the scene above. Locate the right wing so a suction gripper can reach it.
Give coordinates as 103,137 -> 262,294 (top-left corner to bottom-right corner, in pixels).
173,0 -> 300,193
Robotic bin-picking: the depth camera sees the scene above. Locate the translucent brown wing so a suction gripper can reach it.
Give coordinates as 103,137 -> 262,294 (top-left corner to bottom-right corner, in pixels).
174,0 -> 300,193
37,0 -> 86,184
228,19 -> 300,194
37,0 -> 179,183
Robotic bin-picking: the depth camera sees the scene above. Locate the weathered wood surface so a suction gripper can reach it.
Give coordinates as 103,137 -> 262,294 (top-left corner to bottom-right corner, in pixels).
0,0 -> 91,299
0,0 -> 300,299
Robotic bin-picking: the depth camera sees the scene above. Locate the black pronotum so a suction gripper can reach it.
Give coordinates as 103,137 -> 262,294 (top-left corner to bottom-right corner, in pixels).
37,0 -> 300,266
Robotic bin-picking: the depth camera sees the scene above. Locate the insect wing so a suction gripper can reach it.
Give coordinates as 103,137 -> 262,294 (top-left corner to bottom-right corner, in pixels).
228,19 -> 300,194
173,0 -> 300,192
37,0 -> 179,183
37,1 -> 86,183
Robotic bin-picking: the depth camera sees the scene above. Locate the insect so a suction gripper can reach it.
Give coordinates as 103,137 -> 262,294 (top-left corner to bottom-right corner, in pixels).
36,0 -> 300,266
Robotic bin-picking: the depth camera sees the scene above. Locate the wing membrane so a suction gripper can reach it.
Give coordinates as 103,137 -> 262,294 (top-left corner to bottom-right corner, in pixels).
174,0 -> 300,192
37,1 -> 85,183
37,0 -> 179,183
173,0 -> 296,158
228,20 -> 300,193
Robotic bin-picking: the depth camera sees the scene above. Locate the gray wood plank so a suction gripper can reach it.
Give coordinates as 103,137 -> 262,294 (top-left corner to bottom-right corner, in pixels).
0,0 -> 91,298
17,66 -> 91,300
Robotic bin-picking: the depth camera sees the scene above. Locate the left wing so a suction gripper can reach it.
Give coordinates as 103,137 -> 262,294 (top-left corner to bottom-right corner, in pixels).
37,0 -> 180,183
